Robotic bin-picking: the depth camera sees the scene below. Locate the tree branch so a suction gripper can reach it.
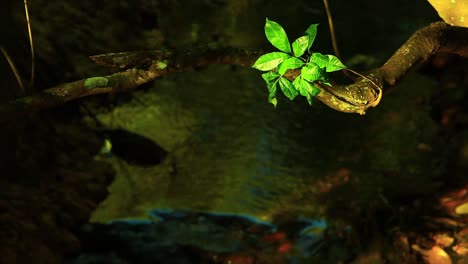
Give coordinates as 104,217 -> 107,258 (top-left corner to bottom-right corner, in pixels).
314,22 -> 468,114
0,22 -> 467,123
0,48 -> 260,123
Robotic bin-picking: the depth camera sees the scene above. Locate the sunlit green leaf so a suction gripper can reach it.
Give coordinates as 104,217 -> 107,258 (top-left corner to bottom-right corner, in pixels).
311,53 -> 347,72
262,71 -> 280,82
325,55 -> 347,72
267,81 -> 278,107
279,77 -> 298,100
310,83 -> 321,96
292,36 -> 309,57
267,81 -> 278,98
321,80 -> 332,87
293,78 -> 316,106
306,93 -> 314,106
293,77 -> 306,96
265,18 -> 291,53
310,53 -> 328,69
293,77 -> 320,98
277,57 -> 304,75
269,97 -> 277,107
252,52 -> 291,71
256,18 -> 344,107
304,24 -> 318,51
301,63 -> 323,82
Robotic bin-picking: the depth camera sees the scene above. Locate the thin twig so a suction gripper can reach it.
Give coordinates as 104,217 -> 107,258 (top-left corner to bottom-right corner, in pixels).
0,47 -> 25,95
323,0 -> 354,79
323,0 -> 341,59
24,0 -> 35,91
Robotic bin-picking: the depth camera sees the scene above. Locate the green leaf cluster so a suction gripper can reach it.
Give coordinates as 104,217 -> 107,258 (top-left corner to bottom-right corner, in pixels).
252,18 -> 347,107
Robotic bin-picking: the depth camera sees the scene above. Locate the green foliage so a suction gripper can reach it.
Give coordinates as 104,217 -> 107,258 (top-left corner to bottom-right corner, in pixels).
291,36 -> 308,57
311,53 -> 347,72
277,57 -> 303,75
252,19 -> 347,107
253,52 -> 291,71
278,77 -> 298,100
264,18 -> 291,53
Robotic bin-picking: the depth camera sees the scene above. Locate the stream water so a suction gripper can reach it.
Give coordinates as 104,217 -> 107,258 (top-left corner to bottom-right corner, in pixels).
89,63 -> 442,223
91,65 -> 344,221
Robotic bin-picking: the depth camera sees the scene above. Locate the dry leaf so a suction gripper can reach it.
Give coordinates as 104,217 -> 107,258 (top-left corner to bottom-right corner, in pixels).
455,202 -> 468,215
412,244 -> 452,264
434,233 -> 455,248
427,0 -> 467,27
453,242 -> 468,256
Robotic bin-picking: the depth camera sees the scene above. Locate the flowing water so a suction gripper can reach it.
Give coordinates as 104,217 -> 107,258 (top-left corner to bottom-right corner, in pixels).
89,65 -> 341,221
89,63 -> 442,223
